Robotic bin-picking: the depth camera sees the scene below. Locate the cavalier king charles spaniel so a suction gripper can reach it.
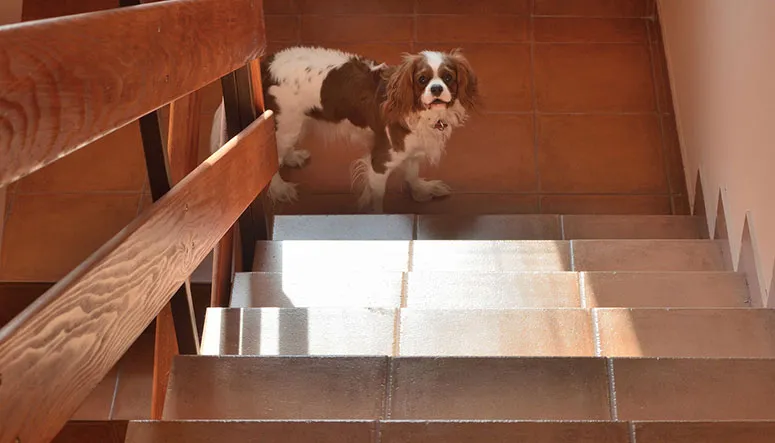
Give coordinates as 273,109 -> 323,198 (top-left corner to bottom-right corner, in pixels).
211,46 -> 479,212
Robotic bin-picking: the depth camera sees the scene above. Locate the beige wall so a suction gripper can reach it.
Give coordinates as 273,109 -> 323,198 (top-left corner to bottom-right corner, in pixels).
659,0 -> 775,306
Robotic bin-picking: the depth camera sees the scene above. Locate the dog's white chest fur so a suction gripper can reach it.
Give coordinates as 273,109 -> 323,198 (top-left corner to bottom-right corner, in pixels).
402,102 -> 467,165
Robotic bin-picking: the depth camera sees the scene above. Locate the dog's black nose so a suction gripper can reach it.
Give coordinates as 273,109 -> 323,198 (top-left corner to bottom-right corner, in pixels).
430,84 -> 444,97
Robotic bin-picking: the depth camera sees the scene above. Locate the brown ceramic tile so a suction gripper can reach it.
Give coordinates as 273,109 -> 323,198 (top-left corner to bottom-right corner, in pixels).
253,240 -> 411,272
53,421 -> 127,443
263,0 -> 299,14
634,421 -> 775,443
614,358 -> 775,420
405,271 -> 581,308
390,357 -> 610,419
672,194 -> 690,215
0,282 -> 51,327
534,18 -> 647,43
381,421 -> 629,443
17,123 -> 146,193
426,114 -> 535,192
164,356 -> 388,419
416,15 -> 528,43
417,214 -> 560,240
22,0 -> 117,21
597,308 -> 775,357
70,366 -> 119,420
112,333 -> 154,420
534,44 -> 655,112
201,308 -> 396,356
126,421 -> 374,443
561,215 -> 702,239
298,0 -> 413,14
265,14 -> 300,42
538,115 -> 667,193
266,41 -> 299,56
534,0 -> 650,17
231,271 -> 403,308
301,15 -> 413,43
0,193 -> 140,281
651,31 -> 675,114
417,0 -> 530,14
282,128 -> 363,195
415,44 -> 531,112
327,43 -> 413,65
582,271 -> 749,307
399,309 -> 594,356
571,240 -> 726,271
387,193 -> 539,214
662,115 -> 687,195
275,193 -> 362,215
411,240 -> 571,272
273,215 -> 414,240
541,195 -> 672,215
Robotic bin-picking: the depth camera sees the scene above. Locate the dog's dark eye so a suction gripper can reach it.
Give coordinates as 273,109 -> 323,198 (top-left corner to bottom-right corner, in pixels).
418,76 -> 428,85
443,74 -> 454,83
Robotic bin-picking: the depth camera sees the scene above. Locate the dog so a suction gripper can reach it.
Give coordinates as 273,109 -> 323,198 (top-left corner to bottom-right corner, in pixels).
210,46 -> 479,212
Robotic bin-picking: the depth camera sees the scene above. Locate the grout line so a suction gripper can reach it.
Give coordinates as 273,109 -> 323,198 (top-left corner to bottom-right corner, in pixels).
399,272 -> 409,308
629,422 -> 638,443
528,11 -> 542,212
606,358 -> 619,421
382,358 -> 394,420
276,13 -> 655,19
578,272 -> 587,308
591,308 -> 602,356
392,308 -> 401,357
569,240 -> 576,271
559,214 -> 566,240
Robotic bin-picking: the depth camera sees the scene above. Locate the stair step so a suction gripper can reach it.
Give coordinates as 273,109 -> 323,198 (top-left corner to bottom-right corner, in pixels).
125,420 -> 775,443
254,240 -> 726,272
270,214 -> 705,241
201,308 -> 775,358
165,356 -> 775,421
231,271 -> 749,309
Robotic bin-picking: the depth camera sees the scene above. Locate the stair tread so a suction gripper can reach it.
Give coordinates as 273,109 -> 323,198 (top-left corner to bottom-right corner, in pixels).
271,214 -> 704,241
125,420 -> 775,443
231,271 -> 747,309
253,240 -> 726,273
201,307 -> 775,358
164,356 -> 775,422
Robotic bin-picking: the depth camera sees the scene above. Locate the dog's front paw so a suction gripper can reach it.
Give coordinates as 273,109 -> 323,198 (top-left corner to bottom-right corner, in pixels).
269,178 -> 299,203
283,149 -> 311,168
411,179 -> 452,202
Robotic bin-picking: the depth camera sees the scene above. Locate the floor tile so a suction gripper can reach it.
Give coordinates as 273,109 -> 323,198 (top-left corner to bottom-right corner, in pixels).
164,356 -> 388,419
231,271 -> 403,308
582,271 -> 749,307
126,421 -> 374,443
390,357 -> 610,419
301,15 -> 413,43
662,115 -> 687,195
201,308 -> 396,356
0,193 -> 140,281
561,215 -> 702,239
265,14 -> 299,42
597,308 -> 775,357
634,422 -> 775,443
417,214 -> 560,240
53,421 -> 127,443
325,42 -> 413,65
399,309 -> 595,356
17,122 -> 147,193
416,15 -> 528,43
534,44 -> 655,112
112,333 -> 154,420
405,271 -> 581,308
263,0 -> 299,14
614,358 -> 775,420
253,240 -> 411,272
381,421 -> 629,443
571,240 -> 726,271
533,18 -> 647,43
411,240 -> 571,272
387,193 -> 539,214
537,115 -> 666,193
425,114 -> 536,192
534,0 -> 650,17
540,195 -> 672,215
272,215 -> 415,240
298,0 -> 413,14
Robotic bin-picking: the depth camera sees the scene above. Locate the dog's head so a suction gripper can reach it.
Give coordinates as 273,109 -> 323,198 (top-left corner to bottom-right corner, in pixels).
382,49 -> 479,123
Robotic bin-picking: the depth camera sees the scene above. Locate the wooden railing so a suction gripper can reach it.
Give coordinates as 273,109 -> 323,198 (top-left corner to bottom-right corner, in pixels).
0,1 -> 277,442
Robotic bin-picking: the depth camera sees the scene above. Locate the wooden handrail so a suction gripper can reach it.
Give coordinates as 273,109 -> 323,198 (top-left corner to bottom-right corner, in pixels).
0,111 -> 277,443
0,0 -> 266,187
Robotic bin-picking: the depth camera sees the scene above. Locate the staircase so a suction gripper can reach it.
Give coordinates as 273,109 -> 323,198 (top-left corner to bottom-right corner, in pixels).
125,214 -> 775,442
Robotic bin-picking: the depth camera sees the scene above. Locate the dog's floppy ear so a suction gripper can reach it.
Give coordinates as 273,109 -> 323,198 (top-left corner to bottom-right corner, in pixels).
449,48 -> 479,111
382,54 -> 420,123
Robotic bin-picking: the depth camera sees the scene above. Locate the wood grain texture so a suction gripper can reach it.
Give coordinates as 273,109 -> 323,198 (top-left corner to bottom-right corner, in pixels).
0,111 -> 277,443
0,0 -> 266,187
151,304 -> 178,420
167,91 -> 203,185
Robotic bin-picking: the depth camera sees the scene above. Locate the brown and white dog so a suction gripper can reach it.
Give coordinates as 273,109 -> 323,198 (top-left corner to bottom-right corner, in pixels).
210,46 -> 479,212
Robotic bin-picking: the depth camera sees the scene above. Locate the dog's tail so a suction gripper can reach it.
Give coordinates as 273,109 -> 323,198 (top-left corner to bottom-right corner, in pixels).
350,155 -> 372,209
